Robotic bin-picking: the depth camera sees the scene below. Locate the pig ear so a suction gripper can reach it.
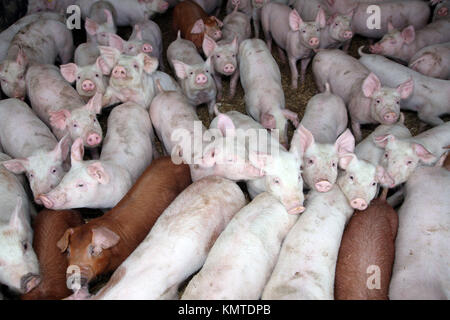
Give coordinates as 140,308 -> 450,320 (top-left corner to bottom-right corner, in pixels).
339,153 -> 356,170
375,165 -> 392,186
104,9 -> 114,27
282,109 -> 299,127
9,197 -> 25,232
362,72 -> 381,98
202,34 -> 217,57
84,92 -> 103,114
49,109 -> 71,130
373,134 -> 394,148
108,33 -> 125,52
326,0 -> 336,7
141,53 -> 159,74
16,48 -> 27,67
2,159 -> 28,174
387,21 -> 395,32
295,125 -> 315,154
87,162 -> 110,185
335,129 -> 355,155
134,25 -> 143,41
71,138 -> 85,163
260,112 -> 276,130
98,46 -> 121,70
96,56 -> 112,75
289,9 -> 303,32
216,114 -> 236,137
316,8 -> 327,29
231,36 -> 238,53
396,78 -> 414,99
249,151 -> 272,174
326,13 -> 338,25
172,60 -> 188,79
53,134 -> 72,162
91,227 -> 120,251
413,143 -> 436,164
85,18 -> 99,36
60,63 -> 78,83
191,19 -> 205,34
57,228 -> 74,252
212,16 -> 224,27
401,26 -> 415,44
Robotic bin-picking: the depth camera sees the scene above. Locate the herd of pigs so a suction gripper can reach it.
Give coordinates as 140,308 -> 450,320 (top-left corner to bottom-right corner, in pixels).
0,0 -> 449,301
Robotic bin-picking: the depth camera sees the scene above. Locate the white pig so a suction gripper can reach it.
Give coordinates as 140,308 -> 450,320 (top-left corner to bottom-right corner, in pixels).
289,84 -> 355,193
239,39 -> 299,147
409,42 -> 450,80
39,102 -> 154,210
181,192 -> 298,299
0,154 -> 40,294
222,3 -> 252,45
431,0 -> 450,22
0,99 -> 71,204
262,154 -> 384,299
167,34 -> 217,116
389,160 -> 450,299
85,3 -> 117,45
359,50 -> 450,126
26,65 -> 103,148
74,42 -> 101,67
80,176 -> 246,300
0,19 -> 74,99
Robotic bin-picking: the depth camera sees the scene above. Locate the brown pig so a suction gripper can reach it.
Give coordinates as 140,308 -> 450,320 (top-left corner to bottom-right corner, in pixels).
21,209 -> 85,300
334,192 -> 398,300
56,157 -> 192,291
172,0 -> 223,50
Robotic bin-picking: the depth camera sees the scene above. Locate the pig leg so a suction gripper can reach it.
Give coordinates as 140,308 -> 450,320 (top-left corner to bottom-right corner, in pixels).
342,39 -> 351,53
417,107 -> 445,127
299,57 -> 311,87
213,73 -> 223,100
288,56 -> 299,89
277,46 -> 287,64
229,68 -> 240,99
351,119 -> 363,142
387,188 -> 404,208
89,147 -> 100,160
208,99 -> 217,118
263,27 -> 272,52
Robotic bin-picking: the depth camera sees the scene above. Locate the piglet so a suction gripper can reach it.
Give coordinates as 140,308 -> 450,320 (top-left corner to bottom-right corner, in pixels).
26,64 -> 103,148
83,176 -> 246,300
39,102 -> 154,210
172,0 -> 223,51
85,3 -> 117,46
334,193 -> 398,300
290,84 -> 355,193
167,33 -> 217,116
55,157 -> 191,294
239,39 -> 299,147
74,42 -> 101,67
0,99 -> 71,203
409,42 -> 450,80
262,154 -> 383,300
313,49 -> 414,141
182,192 -> 298,299
0,153 -> 40,294
261,3 -> 326,88
21,209 -> 84,300
389,157 -> 450,299
0,19 -> 73,99
222,3 -> 252,45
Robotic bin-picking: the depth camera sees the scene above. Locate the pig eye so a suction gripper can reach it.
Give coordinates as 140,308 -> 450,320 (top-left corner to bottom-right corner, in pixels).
384,153 -> 388,158
77,76 -> 81,80
332,162 -> 336,167
349,175 -> 354,181
51,168 -> 57,174
335,23 -> 338,26
95,74 -> 99,78
406,160 -> 412,165
22,241 -> 29,251
216,55 -> 221,58
308,159 -> 314,165
28,173 -> 34,179
396,100 -> 400,104
376,99 -> 381,104
206,70 -> 209,73
372,182 -> 377,186
189,72 -> 193,75
133,64 -> 139,69
77,183 -> 84,188
88,245 -> 95,256
73,123 -> 78,128
273,178 -> 280,184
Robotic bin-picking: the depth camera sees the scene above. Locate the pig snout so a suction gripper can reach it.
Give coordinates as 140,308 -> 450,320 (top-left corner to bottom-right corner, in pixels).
159,1 -> 169,12
285,198 -> 306,215
315,180 -> 332,193
383,112 -> 398,124
309,37 -> 320,48
67,265 -> 93,289
350,198 -> 368,211
223,64 -> 235,74
343,31 -> 353,39
437,7 -> 448,16
142,44 -> 153,53
86,132 -> 102,146
213,30 -> 222,40
39,193 -> 66,209
112,66 -> 127,79
21,273 -> 41,294
196,73 -> 208,85
82,80 -> 96,92
369,44 -> 382,54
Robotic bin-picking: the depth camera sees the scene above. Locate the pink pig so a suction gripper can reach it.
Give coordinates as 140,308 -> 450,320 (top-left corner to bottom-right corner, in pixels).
85,4 -> 117,46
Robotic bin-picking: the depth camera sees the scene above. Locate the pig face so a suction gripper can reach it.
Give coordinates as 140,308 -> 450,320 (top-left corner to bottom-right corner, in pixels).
251,0 -> 270,9
289,8 -> 326,50
49,93 -> 103,148
108,33 -> 154,57
250,150 -> 305,215
144,0 -> 169,14
434,0 -> 449,21
369,24 -> 416,58
327,12 -> 354,42
203,35 -> 238,76
197,113 -> 264,181
38,139 -> 111,210
0,49 -> 27,99
57,226 -> 120,287
337,154 -> 383,211
362,73 -> 414,125
173,58 -> 215,90
85,10 -> 116,46
0,198 -> 40,294
191,17 -> 223,41
292,126 -> 355,193
2,135 -> 71,203
374,135 -> 437,188
99,46 -> 158,89
60,58 -> 109,99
